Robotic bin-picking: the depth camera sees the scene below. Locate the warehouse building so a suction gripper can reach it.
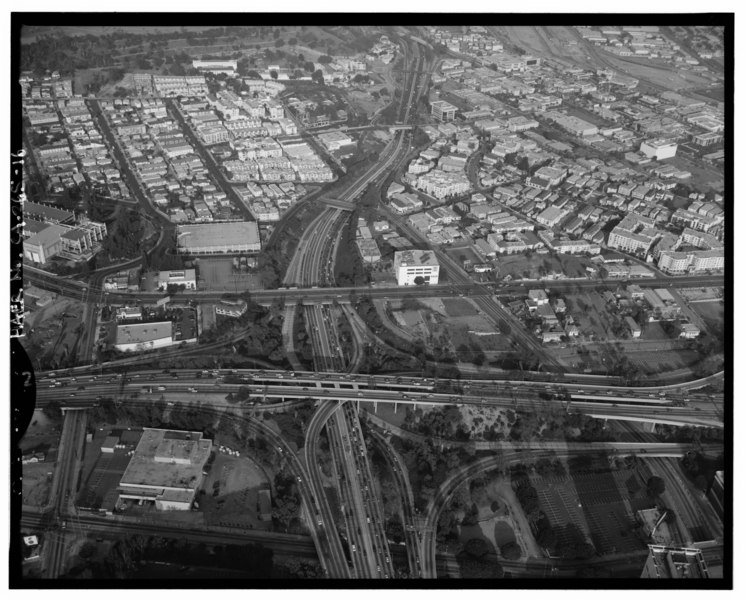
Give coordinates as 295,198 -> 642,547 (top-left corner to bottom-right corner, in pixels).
176,222 -> 261,254
118,428 -> 212,511
114,321 -> 174,352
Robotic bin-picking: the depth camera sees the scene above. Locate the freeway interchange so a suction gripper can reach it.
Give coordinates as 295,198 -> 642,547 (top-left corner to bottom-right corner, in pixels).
20,31 -> 727,582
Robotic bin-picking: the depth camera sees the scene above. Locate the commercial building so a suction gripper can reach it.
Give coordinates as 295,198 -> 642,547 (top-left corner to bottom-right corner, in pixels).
641,545 -> 710,579
679,323 -> 701,339
156,269 -> 197,291
393,250 -> 440,286
625,316 -> 642,338
317,130 -> 354,152
114,321 -> 174,352
176,222 -> 261,254
356,238 -> 382,263
192,59 -> 238,75
544,111 -> 599,137
640,139 -> 678,160
116,306 -> 143,321
118,428 -> 212,511
431,100 -> 458,122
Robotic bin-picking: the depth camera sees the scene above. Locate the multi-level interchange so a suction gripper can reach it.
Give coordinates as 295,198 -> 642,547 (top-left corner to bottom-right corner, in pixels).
16,23 -> 727,583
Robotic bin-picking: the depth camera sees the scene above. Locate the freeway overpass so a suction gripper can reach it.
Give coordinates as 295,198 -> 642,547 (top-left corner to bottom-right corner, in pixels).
36,370 -> 724,429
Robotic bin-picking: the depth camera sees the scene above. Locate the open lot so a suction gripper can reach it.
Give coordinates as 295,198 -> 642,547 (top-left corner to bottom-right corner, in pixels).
198,452 -> 272,530
678,287 -> 723,303
689,299 -> 724,329
21,297 -> 85,368
442,298 -> 480,318
194,257 -> 263,292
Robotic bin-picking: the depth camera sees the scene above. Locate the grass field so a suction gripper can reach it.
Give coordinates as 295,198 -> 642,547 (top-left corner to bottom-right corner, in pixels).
690,299 -> 724,329
196,257 -> 263,292
442,298 -> 480,318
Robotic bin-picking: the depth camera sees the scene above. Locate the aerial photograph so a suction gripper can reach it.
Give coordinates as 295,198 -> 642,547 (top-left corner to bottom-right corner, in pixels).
10,14 -> 731,587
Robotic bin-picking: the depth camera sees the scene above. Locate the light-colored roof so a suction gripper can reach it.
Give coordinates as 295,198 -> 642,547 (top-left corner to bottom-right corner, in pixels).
393,249 -> 440,269
119,428 -> 211,491
116,321 -> 172,344
176,222 -> 260,248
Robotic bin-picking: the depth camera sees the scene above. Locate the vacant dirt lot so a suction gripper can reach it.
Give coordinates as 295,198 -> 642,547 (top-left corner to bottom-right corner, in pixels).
199,453 -> 271,530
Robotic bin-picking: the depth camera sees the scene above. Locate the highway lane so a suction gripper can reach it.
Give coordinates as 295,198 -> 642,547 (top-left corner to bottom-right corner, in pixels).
36,370 -> 724,429
339,403 -> 395,578
326,411 -> 373,577
367,428 -> 423,577
36,366 -> 723,399
303,400 -> 353,578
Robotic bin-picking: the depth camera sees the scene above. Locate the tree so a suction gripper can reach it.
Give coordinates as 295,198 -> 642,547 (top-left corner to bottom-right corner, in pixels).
464,537 -> 489,558
500,541 -> 522,560
303,61 -> 315,72
311,69 -> 324,85
414,276 -> 426,286
270,70 -> 278,80
317,54 -> 333,64
647,476 -> 666,497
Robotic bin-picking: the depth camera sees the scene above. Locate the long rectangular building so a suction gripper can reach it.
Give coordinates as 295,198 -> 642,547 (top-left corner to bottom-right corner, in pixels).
176,222 -> 261,254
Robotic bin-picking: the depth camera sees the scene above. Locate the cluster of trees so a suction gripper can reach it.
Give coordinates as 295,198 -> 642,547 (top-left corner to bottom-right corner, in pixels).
271,470 -> 302,533
199,296 -> 287,365
277,559 -> 325,579
681,451 -> 723,491
66,534 -> 273,579
101,209 -> 144,261
292,307 -> 315,370
510,467 -> 561,554
267,401 -> 316,450
402,406 -> 471,442
390,435 -> 477,511
334,212 -> 369,286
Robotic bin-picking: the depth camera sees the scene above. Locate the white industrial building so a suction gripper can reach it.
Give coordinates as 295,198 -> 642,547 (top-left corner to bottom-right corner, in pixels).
176,222 -> 261,254
156,269 -> 197,291
114,322 -> 174,352
640,139 -> 678,160
393,250 -> 440,286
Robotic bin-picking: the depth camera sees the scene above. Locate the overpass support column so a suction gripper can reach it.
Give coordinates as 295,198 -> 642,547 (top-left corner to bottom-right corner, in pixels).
374,401 -> 377,413
394,402 -> 397,414
642,421 -> 656,434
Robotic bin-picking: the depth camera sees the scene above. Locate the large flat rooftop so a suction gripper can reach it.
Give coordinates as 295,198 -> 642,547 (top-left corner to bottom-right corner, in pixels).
176,221 -> 260,249
116,321 -> 173,344
119,428 -> 212,491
